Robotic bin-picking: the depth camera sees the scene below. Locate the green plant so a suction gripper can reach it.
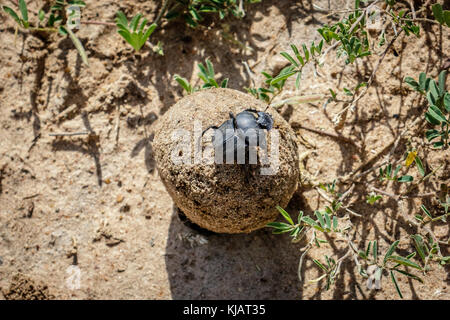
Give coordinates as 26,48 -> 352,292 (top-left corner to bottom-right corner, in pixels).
3,0 -> 29,28
115,12 -> 157,52
378,163 -> 413,182
174,58 -> 228,94
246,41 -> 325,103
432,3 -> 450,27
2,0 -> 89,65
405,71 -> 449,148
359,240 -> 423,299
366,192 -> 382,205
165,0 -> 261,28
266,205 -> 426,297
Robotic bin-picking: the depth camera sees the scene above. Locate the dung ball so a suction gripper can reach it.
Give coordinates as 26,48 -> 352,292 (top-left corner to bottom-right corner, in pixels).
153,88 -> 299,233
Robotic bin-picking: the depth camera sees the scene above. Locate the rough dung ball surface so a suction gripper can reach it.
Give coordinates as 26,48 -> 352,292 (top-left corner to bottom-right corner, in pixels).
153,88 -> 299,233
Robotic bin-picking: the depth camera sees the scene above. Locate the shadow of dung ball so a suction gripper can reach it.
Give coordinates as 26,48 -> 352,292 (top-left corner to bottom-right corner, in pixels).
153,88 -> 299,233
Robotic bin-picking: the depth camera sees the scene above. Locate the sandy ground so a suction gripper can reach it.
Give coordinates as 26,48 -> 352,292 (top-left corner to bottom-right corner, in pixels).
0,0 -> 449,299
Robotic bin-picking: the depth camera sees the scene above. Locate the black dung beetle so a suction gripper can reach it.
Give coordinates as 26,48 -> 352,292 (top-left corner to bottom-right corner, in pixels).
201,108 -> 274,164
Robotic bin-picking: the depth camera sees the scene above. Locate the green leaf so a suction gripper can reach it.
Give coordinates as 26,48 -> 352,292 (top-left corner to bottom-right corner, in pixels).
433,141 -> 444,148
3,6 -> 21,25
295,72 -> 302,90
38,9 -> 45,22
116,11 -> 129,27
174,75 -> 192,93
220,78 -> 228,88
358,251 -> 367,259
425,111 -> 442,126
18,0 -> 28,25
138,17 -> 149,34
324,212 -> 331,230
428,105 -> 447,123
440,256 -> 450,265
280,52 -> 299,68
398,175 -> 413,183
429,80 -> 440,101
411,234 -> 426,263
329,89 -> 337,100
426,91 -> 436,106
141,23 -> 157,48
332,216 -> 338,231
438,70 -> 446,95
58,25 -> 68,35
418,72 -> 427,91
384,240 -> 400,264
206,58 -> 215,78
390,271 -> 403,299
270,69 -> 296,85
444,93 -> 450,112
373,240 -> 378,262
420,204 -> 432,219
118,29 -> 133,47
276,205 -> 294,225
404,77 -> 420,91
66,27 -> 89,66
315,211 -> 325,228
432,4 -> 444,24
395,269 -> 423,283
290,44 -> 304,66
388,255 -> 422,270
301,216 -> 318,227
415,156 -> 425,177
313,259 -> 327,271
266,221 -> 293,232
130,13 -> 142,31
425,129 -> 441,142
444,10 -> 450,28
343,88 -> 353,96
365,241 -> 372,257
302,43 -> 309,61
297,211 -> 304,225
392,164 -> 400,178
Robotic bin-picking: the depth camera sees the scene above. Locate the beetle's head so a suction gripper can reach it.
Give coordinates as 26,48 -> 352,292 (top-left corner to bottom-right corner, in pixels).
256,112 -> 274,130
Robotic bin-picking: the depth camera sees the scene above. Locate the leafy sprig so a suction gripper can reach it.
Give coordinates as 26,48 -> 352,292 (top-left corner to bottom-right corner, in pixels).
405,71 -> 449,148
174,58 -> 228,94
116,12 -> 157,52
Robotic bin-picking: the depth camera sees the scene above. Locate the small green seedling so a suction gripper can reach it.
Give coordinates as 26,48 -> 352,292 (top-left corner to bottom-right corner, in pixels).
366,192 -> 382,205
174,59 -> 228,94
165,0 -> 260,28
3,0 -> 29,28
116,11 -> 157,52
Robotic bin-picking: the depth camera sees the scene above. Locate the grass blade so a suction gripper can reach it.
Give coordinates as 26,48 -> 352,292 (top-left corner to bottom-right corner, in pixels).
390,271 -> 403,298
66,27 -> 89,66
